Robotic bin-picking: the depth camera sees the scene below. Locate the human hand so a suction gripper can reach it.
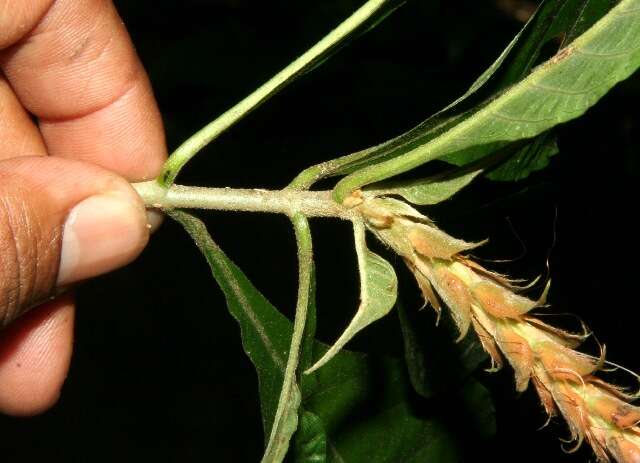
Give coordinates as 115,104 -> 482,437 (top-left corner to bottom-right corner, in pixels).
0,0 -> 166,415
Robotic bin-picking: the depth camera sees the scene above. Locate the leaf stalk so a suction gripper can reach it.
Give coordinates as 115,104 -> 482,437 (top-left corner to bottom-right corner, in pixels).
261,214 -> 314,462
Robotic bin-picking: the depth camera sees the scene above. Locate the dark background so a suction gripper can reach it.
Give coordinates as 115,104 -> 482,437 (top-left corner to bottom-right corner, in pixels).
1,0 -> 638,461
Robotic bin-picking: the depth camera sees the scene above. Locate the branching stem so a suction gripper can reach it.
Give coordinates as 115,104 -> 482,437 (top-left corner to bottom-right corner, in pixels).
132,181 -> 356,220
158,0 -> 398,187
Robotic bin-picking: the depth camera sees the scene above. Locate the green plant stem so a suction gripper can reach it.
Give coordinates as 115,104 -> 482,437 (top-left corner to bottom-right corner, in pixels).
261,214 -> 314,462
287,162 -> 336,191
158,0 -> 397,187
133,181 -> 356,220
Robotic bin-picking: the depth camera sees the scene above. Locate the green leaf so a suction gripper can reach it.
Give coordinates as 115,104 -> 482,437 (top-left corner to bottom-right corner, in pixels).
288,104 -> 468,191
170,211 -> 494,462
440,0 -> 613,181
488,0 -> 616,90
332,0 -> 640,201
397,299 -> 488,399
171,211 -> 315,463
289,0 -> 628,191
288,3 -> 541,190
397,302 -> 432,398
365,167 -> 483,205
457,380 -> 497,440
167,210 -> 294,441
289,0 -> 607,189
305,221 -> 398,374
293,411 -> 328,463
486,131 -> 559,181
167,210 -> 293,446
304,346 -> 495,462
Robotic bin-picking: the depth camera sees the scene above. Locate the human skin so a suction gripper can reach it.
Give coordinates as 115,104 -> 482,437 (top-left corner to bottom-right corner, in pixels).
0,0 -> 166,415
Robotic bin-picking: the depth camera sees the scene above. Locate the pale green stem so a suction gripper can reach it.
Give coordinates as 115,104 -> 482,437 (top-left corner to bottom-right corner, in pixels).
261,214 -> 314,462
159,0 -> 398,187
287,161 -> 335,191
133,181 -> 356,220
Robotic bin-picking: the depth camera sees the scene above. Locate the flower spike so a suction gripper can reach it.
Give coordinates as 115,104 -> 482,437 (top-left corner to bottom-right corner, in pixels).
355,195 -> 640,463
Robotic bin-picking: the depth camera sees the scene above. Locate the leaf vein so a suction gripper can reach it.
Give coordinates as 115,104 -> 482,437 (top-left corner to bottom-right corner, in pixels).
574,44 -> 640,58
215,245 -> 287,370
615,6 -> 640,15
529,81 -> 602,96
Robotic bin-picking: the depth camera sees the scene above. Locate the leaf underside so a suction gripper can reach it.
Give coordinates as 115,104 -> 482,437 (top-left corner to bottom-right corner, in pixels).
305,222 -> 398,374
366,167 -> 483,205
294,0 -> 617,190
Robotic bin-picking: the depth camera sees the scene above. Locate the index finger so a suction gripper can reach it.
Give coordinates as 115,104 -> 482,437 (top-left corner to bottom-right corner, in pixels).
0,0 -> 167,181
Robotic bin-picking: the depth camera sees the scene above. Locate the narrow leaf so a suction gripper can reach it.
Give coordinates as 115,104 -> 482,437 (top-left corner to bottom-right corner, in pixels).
305,346 -> 495,463
486,131 -> 559,181
332,0 -> 640,201
170,211 -> 494,462
288,0 -> 540,189
294,411 -> 328,463
441,0 -> 612,181
491,0 -> 614,88
366,167 -> 483,205
398,299 -> 488,398
168,211 -> 294,442
305,221 -> 398,374
441,129 -> 560,181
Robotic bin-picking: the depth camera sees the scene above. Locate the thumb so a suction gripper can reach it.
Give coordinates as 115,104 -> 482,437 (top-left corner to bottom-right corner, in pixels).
0,156 -> 150,328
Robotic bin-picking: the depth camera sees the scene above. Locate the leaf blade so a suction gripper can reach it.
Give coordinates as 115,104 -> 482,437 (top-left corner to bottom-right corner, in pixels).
167,210 -> 293,441
304,346 -> 495,463
170,211 -> 495,462
332,0 -> 640,201
294,410 -> 328,463
305,221 -> 398,374
289,0 -> 597,189
366,167 -> 483,205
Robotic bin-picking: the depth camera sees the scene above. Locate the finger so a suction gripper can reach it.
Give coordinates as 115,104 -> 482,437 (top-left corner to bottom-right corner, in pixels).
0,156 -> 149,327
0,75 -> 47,159
0,0 -> 167,181
0,294 -> 74,416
